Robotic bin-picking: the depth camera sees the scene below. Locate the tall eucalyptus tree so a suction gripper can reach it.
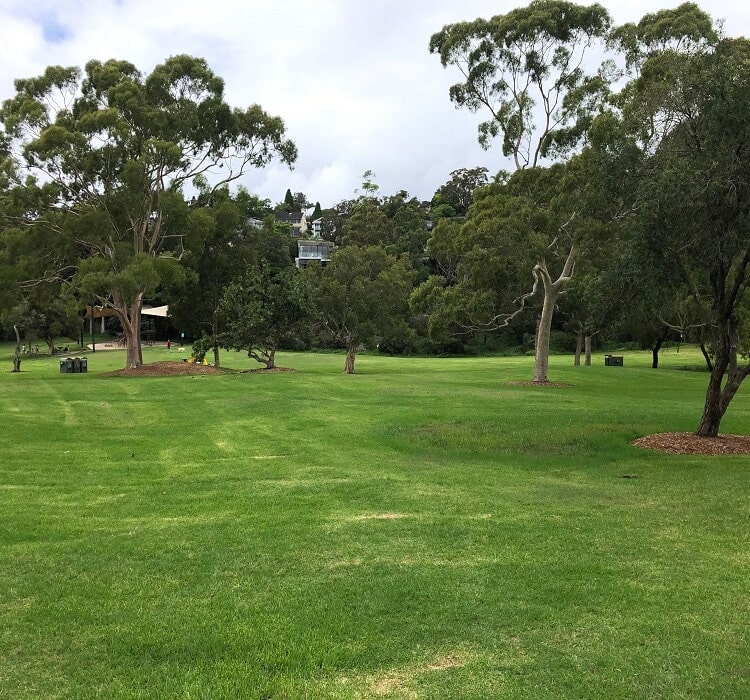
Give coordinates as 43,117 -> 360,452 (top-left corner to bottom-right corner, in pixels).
1,55 -> 296,368
429,0 -> 611,381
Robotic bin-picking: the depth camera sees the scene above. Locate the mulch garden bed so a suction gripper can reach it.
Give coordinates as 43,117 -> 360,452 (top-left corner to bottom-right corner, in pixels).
102,361 -> 296,377
507,381 -> 572,387
103,361 -> 224,377
632,432 -> 750,455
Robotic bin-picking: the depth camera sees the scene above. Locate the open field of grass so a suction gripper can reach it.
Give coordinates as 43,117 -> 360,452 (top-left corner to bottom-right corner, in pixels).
1,344 -> 748,698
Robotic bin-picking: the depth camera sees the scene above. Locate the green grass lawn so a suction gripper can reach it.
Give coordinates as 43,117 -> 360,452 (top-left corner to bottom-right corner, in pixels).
1,345 -> 748,699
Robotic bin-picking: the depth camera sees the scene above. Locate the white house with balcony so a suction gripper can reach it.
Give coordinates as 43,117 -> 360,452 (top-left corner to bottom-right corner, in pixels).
296,238 -> 334,268
310,217 -> 323,237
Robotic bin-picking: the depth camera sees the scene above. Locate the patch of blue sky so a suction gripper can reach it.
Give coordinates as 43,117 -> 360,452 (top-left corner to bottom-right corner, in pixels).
41,17 -> 70,43
10,3 -> 72,43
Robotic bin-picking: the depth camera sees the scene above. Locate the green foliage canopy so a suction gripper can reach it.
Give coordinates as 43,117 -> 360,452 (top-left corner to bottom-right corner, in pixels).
0,54 -> 296,368
602,36 -> 750,434
303,245 -> 414,373
429,0 -> 612,167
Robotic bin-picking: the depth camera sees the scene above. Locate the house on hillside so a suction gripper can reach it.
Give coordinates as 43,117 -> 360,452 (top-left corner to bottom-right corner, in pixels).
275,211 -> 308,237
296,238 -> 334,268
310,217 -> 322,237
276,204 -> 333,267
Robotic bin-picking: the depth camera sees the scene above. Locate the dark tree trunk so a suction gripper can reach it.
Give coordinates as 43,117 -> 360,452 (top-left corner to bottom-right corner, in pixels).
344,344 -> 356,374
211,316 -> 221,368
249,348 -> 276,369
651,339 -> 662,369
695,323 -> 750,436
12,325 -> 21,372
696,360 -> 730,437
651,327 -> 669,369
699,342 -> 714,372
696,365 -> 750,436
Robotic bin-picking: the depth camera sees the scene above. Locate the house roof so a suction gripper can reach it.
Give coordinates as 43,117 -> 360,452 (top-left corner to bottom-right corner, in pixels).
275,211 -> 304,224
297,239 -> 334,248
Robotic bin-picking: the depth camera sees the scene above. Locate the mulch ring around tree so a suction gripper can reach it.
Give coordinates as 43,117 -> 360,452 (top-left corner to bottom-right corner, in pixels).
103,361 -> 224,377
102,361 -> 297,377
632,432 -> 750,455
507,381 -> 572,388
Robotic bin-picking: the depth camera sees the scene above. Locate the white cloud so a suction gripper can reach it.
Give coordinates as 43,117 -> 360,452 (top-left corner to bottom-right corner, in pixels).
1,0 -> 749,206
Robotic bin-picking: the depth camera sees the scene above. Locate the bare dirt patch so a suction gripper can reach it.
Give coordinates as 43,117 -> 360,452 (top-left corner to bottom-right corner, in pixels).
348,513 -> 408,522
423,655 -> 467,672
368,651 -> 469,697
632,432 -> 750,455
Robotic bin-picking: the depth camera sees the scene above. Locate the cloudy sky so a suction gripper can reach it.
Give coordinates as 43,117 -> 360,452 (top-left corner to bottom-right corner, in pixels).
1,0 -> 749,208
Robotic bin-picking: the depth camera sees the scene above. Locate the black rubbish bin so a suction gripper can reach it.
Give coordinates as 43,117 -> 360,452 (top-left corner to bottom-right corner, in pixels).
605,355 -> 624,367
72,357 -> 82,373
60,359 -> 68,374
80,357 -> 88,373
65,357 -> 74,373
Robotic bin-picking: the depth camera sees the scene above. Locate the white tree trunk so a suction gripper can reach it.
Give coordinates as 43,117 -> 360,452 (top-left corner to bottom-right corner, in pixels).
534,285 -> 557,383
532,244 -> 576,383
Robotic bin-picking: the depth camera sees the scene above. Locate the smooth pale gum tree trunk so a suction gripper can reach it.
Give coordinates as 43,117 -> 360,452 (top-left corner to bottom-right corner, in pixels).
534,280 -> 557,383
532,244 -> 576,384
